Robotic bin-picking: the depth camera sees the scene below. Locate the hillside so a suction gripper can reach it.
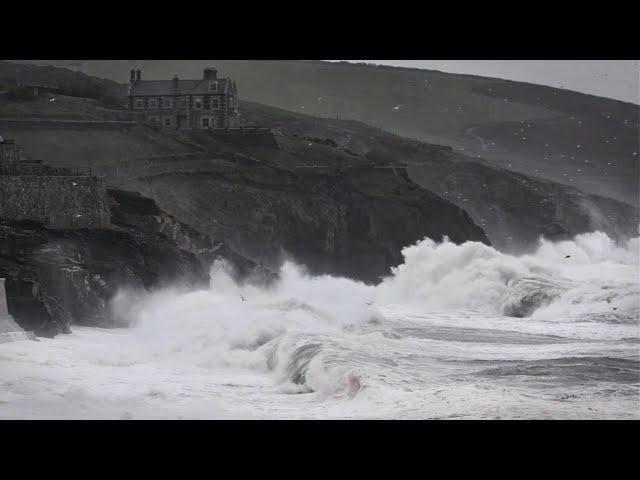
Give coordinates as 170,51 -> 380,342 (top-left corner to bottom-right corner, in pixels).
3,123 -> 489,281
1,70 -> 490,282
3,92 -> 636,258
0,60 -> 125,107
15,59 -> 638,206
239,101 -> 639,252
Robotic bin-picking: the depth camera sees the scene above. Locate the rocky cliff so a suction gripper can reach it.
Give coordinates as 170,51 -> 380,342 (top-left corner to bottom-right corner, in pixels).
0,188 -> 238,337
131,166 -> 488,283
0,218 -> 208,337
240,101 -> 638,253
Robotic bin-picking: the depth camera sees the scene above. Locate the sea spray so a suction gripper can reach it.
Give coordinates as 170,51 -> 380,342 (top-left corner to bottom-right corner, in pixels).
375,231 -> 639,318
2,231 -> 638,418
105,231 -> 638,396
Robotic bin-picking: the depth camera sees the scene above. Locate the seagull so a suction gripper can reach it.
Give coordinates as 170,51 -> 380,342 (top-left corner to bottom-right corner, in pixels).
366,301 -> 375,306
240,295 -> 246,302
49,98 -> 56,103
564,255 -> 571,259
393,105 -> 403,110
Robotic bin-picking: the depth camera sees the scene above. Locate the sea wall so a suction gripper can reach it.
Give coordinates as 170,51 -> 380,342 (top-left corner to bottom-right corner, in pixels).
0,175 -> 110,229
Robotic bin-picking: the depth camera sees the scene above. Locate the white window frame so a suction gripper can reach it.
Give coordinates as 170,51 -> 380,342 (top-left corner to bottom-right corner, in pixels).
163,97 -> 173,109
201,117 -> 210,128
210,97 -> 219,110
194,97 -> 203,110
164,117 -> 172,128
209,82 -> 218,92
148,97 -> 159,109
135,98 -> 144,109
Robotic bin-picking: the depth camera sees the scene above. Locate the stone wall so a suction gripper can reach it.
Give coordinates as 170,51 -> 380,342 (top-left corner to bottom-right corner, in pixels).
0,175 -> 110,229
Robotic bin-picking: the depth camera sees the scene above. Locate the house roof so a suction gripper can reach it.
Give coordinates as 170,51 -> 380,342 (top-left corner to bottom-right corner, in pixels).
129,78 -> 236,96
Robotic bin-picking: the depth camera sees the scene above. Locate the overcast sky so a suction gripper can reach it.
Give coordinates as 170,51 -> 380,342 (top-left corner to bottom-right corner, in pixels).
334,60 -> 640,104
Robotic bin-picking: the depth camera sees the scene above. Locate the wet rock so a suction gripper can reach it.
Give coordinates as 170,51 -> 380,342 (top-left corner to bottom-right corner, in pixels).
0,219 -> 208,337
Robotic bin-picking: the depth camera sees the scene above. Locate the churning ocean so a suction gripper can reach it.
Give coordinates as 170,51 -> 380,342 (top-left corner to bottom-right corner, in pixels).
1,231 -> 638,419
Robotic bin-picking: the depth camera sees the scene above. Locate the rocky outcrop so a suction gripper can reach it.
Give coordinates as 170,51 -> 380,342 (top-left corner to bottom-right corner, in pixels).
132,167 -> 489,283
0,185 -> 272,337
0,219 -> 208,337
107,188 -> 262,279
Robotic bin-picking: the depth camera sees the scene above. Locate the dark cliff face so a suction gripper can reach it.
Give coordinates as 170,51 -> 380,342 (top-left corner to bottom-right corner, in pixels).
130,166 -> 489,284
0,174 -> 487,336
239,101 -> 638,253
108,188 -> 261,279
0,121 -> 491,336
0,217 -> 208,337
0,187 -> 272,337
408,158 -> 640,253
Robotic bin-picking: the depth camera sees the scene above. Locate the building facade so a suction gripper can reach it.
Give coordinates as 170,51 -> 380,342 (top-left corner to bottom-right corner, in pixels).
127,67 -> 240,130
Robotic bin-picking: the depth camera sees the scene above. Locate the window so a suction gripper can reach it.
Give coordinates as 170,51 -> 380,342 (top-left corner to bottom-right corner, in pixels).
210,97 -> 219,110
209,82 -> 218,92
135,98 -> 144,109
194,97 -> 202,110
164,117 -> 172,128
201,117 -> 210,128
163,98 -> 173,109
148,98 -> 158,109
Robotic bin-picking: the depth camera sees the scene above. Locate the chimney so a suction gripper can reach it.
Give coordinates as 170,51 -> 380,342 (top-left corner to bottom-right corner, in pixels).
130,68 -> 136,84
135,68 -> 141,82
172,74 -> 179,90
204,68 -> 217,81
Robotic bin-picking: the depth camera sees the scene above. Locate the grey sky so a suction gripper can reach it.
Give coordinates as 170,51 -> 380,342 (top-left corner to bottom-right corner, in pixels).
334,60 -> 640,104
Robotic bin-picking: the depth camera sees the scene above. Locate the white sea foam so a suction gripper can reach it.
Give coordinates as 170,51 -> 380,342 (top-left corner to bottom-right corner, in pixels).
1,232 -> 638,419
376,231 -> 639,318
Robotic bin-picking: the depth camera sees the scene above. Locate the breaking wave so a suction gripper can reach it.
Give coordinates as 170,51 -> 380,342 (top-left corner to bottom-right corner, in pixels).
109,231 -> 639,398
376,231 -> 639,319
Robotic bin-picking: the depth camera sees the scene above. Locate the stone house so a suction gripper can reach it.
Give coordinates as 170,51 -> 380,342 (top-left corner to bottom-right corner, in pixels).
127,67 -> 240,130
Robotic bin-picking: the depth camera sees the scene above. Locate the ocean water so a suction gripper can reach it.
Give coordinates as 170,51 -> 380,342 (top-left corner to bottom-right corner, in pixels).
1,231 -> 638,419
